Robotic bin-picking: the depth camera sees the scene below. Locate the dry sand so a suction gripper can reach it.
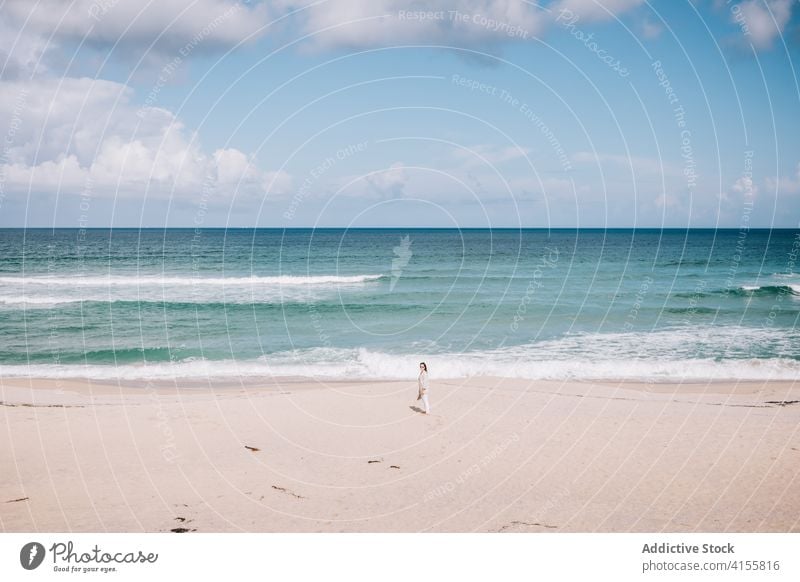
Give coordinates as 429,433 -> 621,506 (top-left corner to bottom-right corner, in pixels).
1,376 -> 798,532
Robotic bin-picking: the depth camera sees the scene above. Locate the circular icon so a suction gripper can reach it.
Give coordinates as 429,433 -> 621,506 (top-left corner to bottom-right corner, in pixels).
19,542 -> 45,570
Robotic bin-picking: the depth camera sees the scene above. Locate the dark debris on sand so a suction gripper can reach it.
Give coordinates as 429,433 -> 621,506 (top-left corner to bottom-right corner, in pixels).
271,485 -> 304,499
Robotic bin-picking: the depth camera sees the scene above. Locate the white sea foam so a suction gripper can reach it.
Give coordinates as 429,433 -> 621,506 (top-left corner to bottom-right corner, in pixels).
0,274 -> 383,286
0,273 -> 384,307
2,340 -> 798,382
739,283 -> 800,295
0,296 -> 83,306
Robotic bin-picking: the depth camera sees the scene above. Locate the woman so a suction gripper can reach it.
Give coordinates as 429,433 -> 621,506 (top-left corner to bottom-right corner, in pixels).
417,362 -> 430,414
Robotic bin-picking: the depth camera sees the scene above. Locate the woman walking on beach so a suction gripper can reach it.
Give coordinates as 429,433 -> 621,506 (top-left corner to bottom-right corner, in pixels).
417,362 -> 430,414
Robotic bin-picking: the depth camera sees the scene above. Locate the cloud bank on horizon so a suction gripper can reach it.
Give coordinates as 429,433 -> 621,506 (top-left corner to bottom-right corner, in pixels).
0,0 -> 798,227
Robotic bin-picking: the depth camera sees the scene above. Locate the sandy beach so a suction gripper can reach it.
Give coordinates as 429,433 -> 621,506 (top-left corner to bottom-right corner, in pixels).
1,376 -> 798,533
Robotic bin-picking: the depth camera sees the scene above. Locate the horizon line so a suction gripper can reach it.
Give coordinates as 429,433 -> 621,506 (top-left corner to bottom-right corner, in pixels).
1,226 -> 799,231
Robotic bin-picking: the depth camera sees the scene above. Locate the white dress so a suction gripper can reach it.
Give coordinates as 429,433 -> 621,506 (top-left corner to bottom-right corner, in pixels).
418,371 -> 430,413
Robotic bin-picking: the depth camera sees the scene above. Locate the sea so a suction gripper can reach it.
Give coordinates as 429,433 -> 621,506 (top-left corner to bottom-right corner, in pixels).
0,228 -> 798,382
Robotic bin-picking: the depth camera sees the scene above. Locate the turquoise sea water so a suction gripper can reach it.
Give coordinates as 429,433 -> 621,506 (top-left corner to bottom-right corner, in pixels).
0,228 -> 798,381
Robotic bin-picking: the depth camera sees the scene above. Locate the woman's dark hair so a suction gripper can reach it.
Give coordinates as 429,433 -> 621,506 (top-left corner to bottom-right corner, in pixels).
419,362 -> 427,372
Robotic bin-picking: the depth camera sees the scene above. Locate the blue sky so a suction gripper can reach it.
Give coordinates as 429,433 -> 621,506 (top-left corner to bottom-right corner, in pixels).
1,0 -> 799,227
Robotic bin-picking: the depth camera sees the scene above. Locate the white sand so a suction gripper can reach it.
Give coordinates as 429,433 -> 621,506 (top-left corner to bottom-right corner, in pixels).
1,376 -> 798,532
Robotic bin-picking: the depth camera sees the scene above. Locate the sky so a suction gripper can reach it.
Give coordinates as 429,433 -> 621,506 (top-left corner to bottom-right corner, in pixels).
0,0 -> 799,228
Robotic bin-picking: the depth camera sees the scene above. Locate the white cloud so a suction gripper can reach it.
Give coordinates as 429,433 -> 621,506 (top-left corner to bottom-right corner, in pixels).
640,18 -> 663,39
0,0 -> 650,64
261,0 -> 652,51
274,0 -> 548,49
732,175 -> 759,196
3,0 -> 269,53
213,148 -> 257,185
765,161 -> 800,193
0,16 -> 50,78
0,1 -> 289,202
0,0 -> 273,81
364,162 -> 409,197
735,0 -> 794,50
717,173 -> 760,207
0,77 -> 289,199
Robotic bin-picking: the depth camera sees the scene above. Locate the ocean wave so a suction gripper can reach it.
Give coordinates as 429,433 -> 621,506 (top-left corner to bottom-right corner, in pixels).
2,334 -> 799,382
0,298 -> 426,312
664,306 -> 719,315
0,273 -> 385,307
1,355 -> 797,382
661,259 -> 719,267
674,283 -> 800,298
0,274 -> 384,287
0,296 -> 83,307
738,284 -> 800,296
